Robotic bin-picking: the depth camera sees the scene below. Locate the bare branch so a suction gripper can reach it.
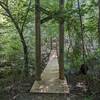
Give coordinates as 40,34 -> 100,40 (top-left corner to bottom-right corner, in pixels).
20,0 -> 32,33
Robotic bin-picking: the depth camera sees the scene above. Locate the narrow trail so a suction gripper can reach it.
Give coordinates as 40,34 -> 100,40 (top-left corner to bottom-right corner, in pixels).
30,50 -> 69,93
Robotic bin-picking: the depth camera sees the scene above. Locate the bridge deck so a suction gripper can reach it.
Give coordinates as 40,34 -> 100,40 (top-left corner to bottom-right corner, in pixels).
30,50 -> 69,93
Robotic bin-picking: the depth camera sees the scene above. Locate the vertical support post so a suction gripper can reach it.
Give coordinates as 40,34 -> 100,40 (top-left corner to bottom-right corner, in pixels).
59,0 -> 64,80
35,0 -> 41,80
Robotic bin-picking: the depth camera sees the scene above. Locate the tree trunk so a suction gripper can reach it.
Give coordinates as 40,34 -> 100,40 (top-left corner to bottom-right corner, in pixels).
98,0 -> 100,46
59,0 -> 64,80
22,37 -> 29,77
35,0 -> 41,80
77,0 -> 85,64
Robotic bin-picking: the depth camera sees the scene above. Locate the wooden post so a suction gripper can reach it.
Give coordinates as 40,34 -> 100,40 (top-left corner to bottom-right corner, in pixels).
59,0 -> 64,80
35,0 -> 41,80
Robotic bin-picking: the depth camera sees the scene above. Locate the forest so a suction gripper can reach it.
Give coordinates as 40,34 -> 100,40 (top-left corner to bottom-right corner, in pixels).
0,0 -> 100,100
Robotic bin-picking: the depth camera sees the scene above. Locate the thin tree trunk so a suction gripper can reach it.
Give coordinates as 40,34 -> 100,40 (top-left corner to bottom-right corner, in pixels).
59,0 -> 64,80
77,0 -> 85,64
98,0 -> 100,46
22,38 -> 28,77
35,0 -> 41,80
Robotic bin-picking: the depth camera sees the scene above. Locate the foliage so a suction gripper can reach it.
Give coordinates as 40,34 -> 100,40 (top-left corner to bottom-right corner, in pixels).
0,0 -> 100,98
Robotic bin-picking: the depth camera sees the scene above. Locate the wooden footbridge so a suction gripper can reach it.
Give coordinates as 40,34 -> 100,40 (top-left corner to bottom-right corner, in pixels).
33,0 -> 69,94
30,50 -> 69,93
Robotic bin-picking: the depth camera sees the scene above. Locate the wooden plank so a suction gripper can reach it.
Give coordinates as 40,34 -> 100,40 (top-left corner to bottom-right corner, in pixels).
30,50 -> 69,93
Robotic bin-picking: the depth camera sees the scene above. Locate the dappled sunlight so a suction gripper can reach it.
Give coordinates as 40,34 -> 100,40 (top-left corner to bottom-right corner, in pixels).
39,85 -> 49,92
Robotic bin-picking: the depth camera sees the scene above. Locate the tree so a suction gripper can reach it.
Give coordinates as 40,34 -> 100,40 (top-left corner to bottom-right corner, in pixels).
0,0 -> 31,77
77,0 -> 86,64
98,0 -> 100,46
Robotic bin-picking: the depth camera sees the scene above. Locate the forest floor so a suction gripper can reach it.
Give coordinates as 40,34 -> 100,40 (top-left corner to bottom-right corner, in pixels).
1,50 -> 100,100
